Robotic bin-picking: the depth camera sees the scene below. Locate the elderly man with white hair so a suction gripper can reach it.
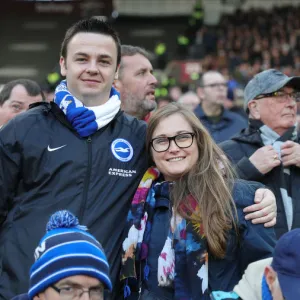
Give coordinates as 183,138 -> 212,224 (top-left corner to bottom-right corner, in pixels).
221,69 -> 300,239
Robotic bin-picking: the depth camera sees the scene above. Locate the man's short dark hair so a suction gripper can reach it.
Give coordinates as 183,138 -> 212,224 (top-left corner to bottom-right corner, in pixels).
119,45 -> 152,78
60,18 -> 121,68
0,79 -> 45,106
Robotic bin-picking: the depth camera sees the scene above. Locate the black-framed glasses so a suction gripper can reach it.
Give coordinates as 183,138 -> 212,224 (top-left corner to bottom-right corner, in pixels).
51,285 -> 103,300
255,91 -> 300,102
151,132 -> 195,153
202,83 -> 227,89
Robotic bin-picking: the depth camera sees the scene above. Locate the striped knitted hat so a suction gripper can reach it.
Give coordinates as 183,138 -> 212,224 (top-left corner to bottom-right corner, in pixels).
28,210 -> 112,299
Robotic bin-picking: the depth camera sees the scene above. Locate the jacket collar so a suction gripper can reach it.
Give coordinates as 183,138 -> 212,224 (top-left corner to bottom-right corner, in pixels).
231,122 -> 300,146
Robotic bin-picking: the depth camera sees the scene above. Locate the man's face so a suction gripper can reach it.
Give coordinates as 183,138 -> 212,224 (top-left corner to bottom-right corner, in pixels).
200,73 -> 228,105
34,275 -> 104,300
249,86 -> 297,135
116,53 -> 157,119
0,84 -> 42,126
60,32 -> 118,106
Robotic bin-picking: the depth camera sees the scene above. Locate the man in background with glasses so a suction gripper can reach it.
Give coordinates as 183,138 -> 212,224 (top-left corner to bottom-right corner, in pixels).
221,69 -> 300,239
194,71 -> 247,143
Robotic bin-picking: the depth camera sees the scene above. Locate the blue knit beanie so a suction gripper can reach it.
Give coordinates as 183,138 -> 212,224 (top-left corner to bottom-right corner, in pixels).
28,210 -> 112,299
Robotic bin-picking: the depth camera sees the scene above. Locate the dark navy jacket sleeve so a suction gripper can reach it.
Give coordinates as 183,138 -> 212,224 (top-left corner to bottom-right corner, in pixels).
11,293 -> 29,300
205,179 -> 276,292
0,119 -> 21,226
220,140 -> 264,181
233,180 -> 276,272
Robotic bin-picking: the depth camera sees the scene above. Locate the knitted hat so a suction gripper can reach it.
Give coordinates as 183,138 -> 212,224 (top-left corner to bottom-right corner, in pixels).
28,210 -> 112,299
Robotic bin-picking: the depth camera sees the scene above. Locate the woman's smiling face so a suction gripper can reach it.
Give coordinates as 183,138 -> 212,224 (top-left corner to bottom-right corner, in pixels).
151,113 -> 199,181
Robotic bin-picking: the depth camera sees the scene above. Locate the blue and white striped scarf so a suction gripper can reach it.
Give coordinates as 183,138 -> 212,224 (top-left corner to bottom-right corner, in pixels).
54,80 -> 121,137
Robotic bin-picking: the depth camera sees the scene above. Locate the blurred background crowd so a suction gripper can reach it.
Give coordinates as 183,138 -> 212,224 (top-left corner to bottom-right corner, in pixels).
1,0 -> 300,108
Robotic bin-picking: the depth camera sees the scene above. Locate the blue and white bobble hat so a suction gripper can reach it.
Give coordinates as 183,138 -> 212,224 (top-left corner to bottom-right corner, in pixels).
28,210 -> 112,299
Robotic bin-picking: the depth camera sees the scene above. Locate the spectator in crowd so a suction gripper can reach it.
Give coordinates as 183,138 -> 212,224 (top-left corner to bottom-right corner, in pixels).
231,258 -> 272,300
178,91 -> 200,111
13,210 -> 112,300
232,228 -> 300,300
0,79 -> 44,127
262,228 -> 300,300
0,19 -> 279,300
194,71 -> 247,143
114,45 -> 157,120
221,69 -> 300,239
0,18 -> 147,299
120,103 -> 276,300
185,6 -> 300,87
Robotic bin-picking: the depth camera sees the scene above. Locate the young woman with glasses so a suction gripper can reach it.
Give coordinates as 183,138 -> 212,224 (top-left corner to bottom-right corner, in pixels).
120,103 -> 276,300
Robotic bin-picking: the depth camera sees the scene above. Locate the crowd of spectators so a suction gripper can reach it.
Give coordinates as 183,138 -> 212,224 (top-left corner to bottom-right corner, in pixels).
153,4 -> 300,111
2,11 -> 300,300
187,5 -> 300,87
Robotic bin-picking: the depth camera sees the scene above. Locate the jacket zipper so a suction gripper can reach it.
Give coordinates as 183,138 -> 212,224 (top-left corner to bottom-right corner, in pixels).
79,136 -> 92,221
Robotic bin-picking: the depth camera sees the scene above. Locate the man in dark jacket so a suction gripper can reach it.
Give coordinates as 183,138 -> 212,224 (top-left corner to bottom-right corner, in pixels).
221,69 -> 300,239
0,18 -> 148,299
0,21 -> 280,300
194,71 -> 247,143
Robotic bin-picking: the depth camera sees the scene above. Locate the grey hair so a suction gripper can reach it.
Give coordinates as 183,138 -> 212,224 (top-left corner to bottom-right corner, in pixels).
119,45 -> 152,78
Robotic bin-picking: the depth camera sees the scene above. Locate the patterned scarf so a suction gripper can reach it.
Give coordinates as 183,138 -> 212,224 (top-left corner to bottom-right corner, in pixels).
121,167 -> 209,300
54,80 -> 121,137
249,119 -> 297,230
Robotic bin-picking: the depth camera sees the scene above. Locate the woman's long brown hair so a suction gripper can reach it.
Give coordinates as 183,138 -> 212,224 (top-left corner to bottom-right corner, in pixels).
146,102 -> 237,258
